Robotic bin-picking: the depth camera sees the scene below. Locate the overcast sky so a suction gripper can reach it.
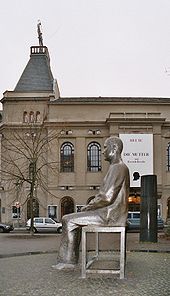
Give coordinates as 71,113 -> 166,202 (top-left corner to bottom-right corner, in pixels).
1,0 -> 170,101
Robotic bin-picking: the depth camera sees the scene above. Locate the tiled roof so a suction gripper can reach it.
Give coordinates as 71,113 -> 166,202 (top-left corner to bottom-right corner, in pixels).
14,46 -> 54,92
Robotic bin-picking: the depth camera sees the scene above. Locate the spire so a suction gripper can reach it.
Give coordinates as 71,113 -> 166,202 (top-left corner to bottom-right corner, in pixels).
14,22 -> 54,92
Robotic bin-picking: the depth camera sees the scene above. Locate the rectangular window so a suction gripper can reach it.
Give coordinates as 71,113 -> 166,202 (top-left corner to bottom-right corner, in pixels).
12,206 -> 21,219
48,205 -> 58,220
76,205 -> 84,212
167,144 -> 170,171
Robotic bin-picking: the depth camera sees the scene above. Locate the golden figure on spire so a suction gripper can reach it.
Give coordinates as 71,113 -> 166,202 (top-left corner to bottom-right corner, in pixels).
37,20 -> 43,47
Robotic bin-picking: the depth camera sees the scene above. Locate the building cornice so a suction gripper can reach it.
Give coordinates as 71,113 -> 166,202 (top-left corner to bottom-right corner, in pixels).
49,96 -> 170,105
1,91 -> 54,103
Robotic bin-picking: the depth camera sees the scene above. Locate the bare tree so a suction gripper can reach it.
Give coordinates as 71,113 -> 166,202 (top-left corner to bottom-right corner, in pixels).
1,120 -> 61,235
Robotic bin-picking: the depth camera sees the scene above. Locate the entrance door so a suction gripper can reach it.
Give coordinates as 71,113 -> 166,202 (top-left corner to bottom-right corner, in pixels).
61,196 -> 74,218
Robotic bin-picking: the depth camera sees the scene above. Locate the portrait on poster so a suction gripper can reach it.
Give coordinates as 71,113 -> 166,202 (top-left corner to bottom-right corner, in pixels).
119,134 -> 153,187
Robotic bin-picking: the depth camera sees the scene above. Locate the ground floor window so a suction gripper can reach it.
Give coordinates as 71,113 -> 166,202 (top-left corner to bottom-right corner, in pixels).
76,205 -> 84,212
48,205 -> 58,220
128,194 -> 140,212
157,204 -> 162,217
12,205 -> 21,219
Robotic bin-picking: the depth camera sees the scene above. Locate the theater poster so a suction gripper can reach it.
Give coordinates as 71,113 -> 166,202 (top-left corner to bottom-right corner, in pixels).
119,134 -> 153,187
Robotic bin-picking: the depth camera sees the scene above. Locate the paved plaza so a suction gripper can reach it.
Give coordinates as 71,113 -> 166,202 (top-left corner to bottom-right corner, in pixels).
0,252 -> 170,296
0,232 -> 169,296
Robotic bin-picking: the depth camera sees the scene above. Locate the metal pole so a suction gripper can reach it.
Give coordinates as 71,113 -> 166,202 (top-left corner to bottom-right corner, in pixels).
17,206 -> 19,228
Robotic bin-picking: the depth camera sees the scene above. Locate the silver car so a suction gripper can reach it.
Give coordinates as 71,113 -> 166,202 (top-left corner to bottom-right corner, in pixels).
26,217 -> 62,233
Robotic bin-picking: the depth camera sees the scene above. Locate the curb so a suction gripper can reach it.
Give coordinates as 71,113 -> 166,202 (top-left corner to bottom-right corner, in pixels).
0,250 -> 57,259
0,248 -> 170,259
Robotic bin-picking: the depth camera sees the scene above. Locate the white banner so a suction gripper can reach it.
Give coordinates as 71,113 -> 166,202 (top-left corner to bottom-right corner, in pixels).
119,134 -> 153,187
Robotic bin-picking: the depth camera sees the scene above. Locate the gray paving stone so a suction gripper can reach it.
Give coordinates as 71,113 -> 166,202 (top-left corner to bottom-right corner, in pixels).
0,252 -> 169,296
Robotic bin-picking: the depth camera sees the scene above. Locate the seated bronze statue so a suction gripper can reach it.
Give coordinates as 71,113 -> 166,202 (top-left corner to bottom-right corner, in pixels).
52,136 -> 130,270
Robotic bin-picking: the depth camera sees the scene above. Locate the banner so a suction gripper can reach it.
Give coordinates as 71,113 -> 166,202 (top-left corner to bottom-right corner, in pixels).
119,134 -> 153,187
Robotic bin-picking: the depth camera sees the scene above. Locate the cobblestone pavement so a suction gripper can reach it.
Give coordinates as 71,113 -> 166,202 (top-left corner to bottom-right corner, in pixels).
0,232 -> 169,296
0,252 -> 169,296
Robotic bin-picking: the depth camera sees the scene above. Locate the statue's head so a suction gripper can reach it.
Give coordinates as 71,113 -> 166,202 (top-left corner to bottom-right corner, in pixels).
103,136 -> 123,162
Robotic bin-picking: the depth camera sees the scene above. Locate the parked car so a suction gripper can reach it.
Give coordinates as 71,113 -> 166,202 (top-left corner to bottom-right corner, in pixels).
127,211 -> 164,231
0,222 -> 14,233
26,217 -> 62,233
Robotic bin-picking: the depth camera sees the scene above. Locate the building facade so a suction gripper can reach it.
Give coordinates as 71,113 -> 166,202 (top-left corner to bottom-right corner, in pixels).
1,44 -> 170,225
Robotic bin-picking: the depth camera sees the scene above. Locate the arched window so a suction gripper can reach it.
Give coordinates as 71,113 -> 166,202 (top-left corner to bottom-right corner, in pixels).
29,111 -> 34,123
60,142 -> 74,172
36,111 -> 41,122
23,111 -> 28,123
87,142 -> 101,172
167,143 -> 170,171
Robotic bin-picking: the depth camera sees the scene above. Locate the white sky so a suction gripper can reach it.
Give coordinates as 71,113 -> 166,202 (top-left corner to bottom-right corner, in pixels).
1,0 -> 170,101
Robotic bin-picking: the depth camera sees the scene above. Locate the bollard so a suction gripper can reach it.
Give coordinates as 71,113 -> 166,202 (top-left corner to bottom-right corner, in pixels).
140,175 -> 158,242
